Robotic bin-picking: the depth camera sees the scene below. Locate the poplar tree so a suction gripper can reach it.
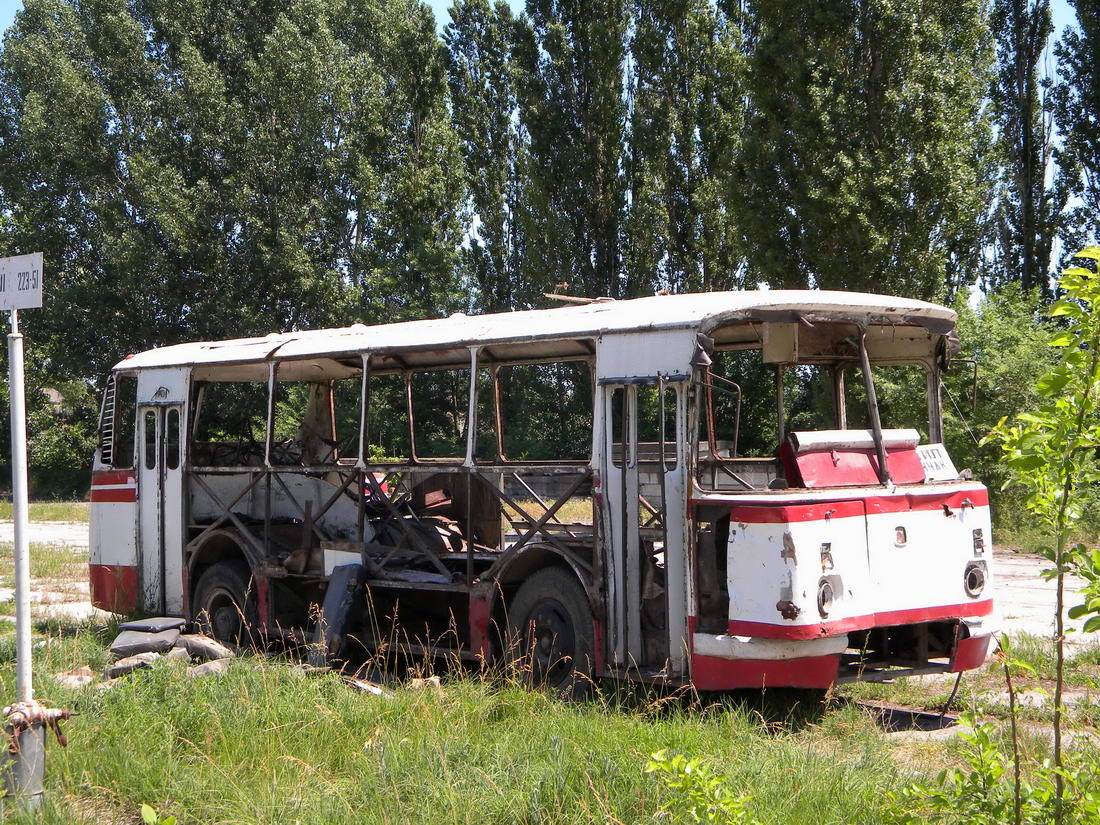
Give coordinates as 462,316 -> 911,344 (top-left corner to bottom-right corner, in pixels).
444,0 -> 527,311
512,0 -> 630,299
1053,2 -> 1100,251
625,0 -> 747,294
735,0 -> 994,299
0,0 -> 465,380
989,0 -> 1066,297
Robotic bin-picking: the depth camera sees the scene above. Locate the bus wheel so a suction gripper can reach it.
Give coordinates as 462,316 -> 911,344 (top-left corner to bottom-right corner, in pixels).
507,567 -> 594,698
193,561 -> 257,646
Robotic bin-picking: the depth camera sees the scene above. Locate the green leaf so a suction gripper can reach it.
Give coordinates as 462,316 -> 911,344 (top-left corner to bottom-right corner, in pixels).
1016,412 -> 1048,425
1039,373 -> 1074,397
141,805 -> 158,825
1049,300 -> 1082,317
1007,453 -> 1045,471
1017,430 -> 1051,450
1082,615 -> 1100,633
1068,603 -> 1090,620
1049,331 -> 1077,347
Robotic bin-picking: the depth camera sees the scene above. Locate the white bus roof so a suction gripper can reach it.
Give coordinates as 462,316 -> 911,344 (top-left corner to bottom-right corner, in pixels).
116,289 -> 955,375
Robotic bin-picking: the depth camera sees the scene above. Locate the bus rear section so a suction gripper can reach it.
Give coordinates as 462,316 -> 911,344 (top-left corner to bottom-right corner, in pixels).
690,439 -> 993,689
689,350 -> 995,689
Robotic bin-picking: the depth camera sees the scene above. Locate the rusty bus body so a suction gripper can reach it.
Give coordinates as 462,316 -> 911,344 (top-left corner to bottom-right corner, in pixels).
88,290 -> 994,691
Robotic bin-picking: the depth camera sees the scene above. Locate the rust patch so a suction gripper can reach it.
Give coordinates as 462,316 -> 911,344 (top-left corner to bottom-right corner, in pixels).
776,600 -> 801,620
781,531 -> 797,562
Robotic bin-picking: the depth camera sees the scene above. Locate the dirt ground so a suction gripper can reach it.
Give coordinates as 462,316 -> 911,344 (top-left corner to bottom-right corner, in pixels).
995,550 -> 1092,648
0,520 -> 1088,641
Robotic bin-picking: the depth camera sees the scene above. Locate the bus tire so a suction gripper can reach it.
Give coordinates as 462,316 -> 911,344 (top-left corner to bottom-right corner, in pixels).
193,560 -> 258,647
507,566 -> 594,698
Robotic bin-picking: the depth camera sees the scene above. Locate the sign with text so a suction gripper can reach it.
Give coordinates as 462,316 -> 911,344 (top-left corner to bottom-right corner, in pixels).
916,443 -> 959,482
0,253 -> 43,310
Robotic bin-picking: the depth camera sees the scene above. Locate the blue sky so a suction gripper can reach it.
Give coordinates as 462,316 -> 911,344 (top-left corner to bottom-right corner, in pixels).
0,0 -> 1080,42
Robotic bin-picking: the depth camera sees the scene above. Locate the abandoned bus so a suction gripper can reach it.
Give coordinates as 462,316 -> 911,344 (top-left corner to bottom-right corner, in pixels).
88,290 -> 994,692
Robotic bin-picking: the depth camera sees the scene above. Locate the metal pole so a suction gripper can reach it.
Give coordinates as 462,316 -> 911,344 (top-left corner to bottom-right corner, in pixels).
4,307 -> 45,810
857,331 -> 891,484
9,309 -> 31,703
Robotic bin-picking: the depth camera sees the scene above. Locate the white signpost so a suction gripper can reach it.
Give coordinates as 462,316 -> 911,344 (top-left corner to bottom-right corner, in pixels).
0,252 -> 44,809
0,253 -> 43,311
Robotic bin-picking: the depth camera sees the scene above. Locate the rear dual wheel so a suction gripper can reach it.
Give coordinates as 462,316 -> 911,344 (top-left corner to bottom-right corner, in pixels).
507,567 -> 594,698
192,560 -> 258,646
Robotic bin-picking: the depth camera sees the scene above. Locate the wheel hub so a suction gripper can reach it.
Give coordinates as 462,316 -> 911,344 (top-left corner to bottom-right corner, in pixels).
526,599 -> 575,684
206,591 -> 242,643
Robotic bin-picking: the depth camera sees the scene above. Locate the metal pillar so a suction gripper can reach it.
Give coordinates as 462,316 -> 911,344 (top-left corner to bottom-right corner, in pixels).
3,308 -> 43,809
9,310 -> 30,704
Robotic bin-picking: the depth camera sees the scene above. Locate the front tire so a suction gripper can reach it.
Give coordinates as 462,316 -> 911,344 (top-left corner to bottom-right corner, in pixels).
192,560 -> 258,646
507,567 -> 595,698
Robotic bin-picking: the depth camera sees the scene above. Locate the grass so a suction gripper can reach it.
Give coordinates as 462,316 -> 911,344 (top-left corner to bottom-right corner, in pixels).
0,501 -> 89,522
0,541 -> 87,590
1004,630 -> 1100,682
512,497 -> 593,525
0,522 -> 1094,821
837,630 -> 1100,730
0,620 -> 936,825
994,523 -> 1100,556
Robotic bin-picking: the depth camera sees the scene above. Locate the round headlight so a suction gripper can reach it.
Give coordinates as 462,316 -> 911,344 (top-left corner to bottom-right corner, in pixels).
817,578 -> 834,617
964,562 -> 986,598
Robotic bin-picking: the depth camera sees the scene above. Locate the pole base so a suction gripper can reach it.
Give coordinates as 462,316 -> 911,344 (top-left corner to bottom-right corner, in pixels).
1,722 -> 45,811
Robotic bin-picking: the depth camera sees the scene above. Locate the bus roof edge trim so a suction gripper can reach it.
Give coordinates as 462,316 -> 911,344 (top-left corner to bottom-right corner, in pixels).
114,290 -> 955,373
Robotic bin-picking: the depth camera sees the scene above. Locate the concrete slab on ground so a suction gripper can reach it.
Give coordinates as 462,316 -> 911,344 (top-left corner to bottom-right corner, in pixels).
993,549 -> 1092,648
0,520 -> 88,548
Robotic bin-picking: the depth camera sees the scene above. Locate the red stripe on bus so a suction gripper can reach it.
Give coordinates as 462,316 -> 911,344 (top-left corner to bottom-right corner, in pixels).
726,599 -> 994,640
90,488 -> 137,503
91,470 -> 135,485
730,500 -> 864,524
720,488 -> 989,523
690,652 -> 839,690
89,564 -> 139,613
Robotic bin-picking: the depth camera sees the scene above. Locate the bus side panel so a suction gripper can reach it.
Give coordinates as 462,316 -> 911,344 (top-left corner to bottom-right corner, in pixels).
89,469 -> 139,613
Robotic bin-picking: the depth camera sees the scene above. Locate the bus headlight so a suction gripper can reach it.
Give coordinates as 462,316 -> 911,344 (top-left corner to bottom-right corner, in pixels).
817,577 -> 834,617
964,561 -> 987,598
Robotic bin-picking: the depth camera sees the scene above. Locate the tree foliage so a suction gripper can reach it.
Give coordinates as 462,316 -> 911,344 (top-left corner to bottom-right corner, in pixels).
1053,1 -> 1100,256
735,0 -> 994,298
444,0 -> 526,312
945,284 -> 1057,523
988,0 -> 1068,298
624,0 -> 747,294
0,0 -> 465,382
0,0 -> 1068,496
986,246 -> 1100,824
511,0 -> 630,299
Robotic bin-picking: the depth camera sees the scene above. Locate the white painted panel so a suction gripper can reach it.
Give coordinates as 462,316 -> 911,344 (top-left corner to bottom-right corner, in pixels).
724,484 -> 994,635
600,384 -> 642,665
136,367 -> 190,614
662,385 -> 689,675
727,508 -> 870,629
137,407 -> 162,612
596,330 -> 695,379
189,472 -> 373,544
162,407 -> 184,614
867,502 -> 993,613
89,499 -> 137,567
693,633 -> 848,660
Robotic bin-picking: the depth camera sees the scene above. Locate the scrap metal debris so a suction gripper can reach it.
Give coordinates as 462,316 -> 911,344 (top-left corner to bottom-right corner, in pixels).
3,701 -> 73,751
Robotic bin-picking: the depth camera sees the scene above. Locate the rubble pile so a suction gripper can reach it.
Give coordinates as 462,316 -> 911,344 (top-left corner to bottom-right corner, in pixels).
50,617 -> 236,689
